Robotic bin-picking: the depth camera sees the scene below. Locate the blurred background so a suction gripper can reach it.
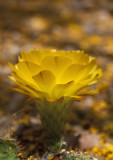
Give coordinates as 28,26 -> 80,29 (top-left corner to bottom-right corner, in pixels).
0,0 -> 113,158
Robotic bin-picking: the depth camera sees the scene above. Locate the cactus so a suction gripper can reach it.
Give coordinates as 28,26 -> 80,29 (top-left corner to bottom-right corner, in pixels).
0,139 -> 22,160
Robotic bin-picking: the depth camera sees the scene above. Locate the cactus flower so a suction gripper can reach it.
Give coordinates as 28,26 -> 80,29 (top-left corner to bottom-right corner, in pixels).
9,49 -> 102,100
9,49 -> 102,150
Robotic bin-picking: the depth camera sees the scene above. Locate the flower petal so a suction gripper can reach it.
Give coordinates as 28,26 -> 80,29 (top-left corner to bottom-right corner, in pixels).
60,64 -> 83,83
52,81 -> 74,98
32,70 -> 56,93
21,50 -> 40,64
41,56 -> 72,82
9,76 -> 48,98
25,61 -> 43,76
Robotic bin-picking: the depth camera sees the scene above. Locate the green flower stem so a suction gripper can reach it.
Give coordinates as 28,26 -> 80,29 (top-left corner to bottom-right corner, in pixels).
36,98 -> 72,151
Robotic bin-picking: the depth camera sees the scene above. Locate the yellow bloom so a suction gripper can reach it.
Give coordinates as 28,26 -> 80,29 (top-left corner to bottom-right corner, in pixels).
107,153 -> 113,159
92,146 -> 99,153
17,153 -> 23,158
9,49 -> 103,150
9,49 -> 102,101
47,156 -> 53,160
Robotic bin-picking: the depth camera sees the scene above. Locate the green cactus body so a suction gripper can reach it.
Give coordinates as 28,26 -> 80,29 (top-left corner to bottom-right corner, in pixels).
0,139 -> 21,160
36,98 -> 72,151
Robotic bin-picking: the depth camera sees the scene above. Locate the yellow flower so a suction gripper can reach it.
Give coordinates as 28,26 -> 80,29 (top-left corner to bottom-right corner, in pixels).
9,49 -> 103,150
92,146 -> 99,153
47,156 -> 53,160
107,153 -> 113,159
17,153 -> 23,158
9,49 -> 102,101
